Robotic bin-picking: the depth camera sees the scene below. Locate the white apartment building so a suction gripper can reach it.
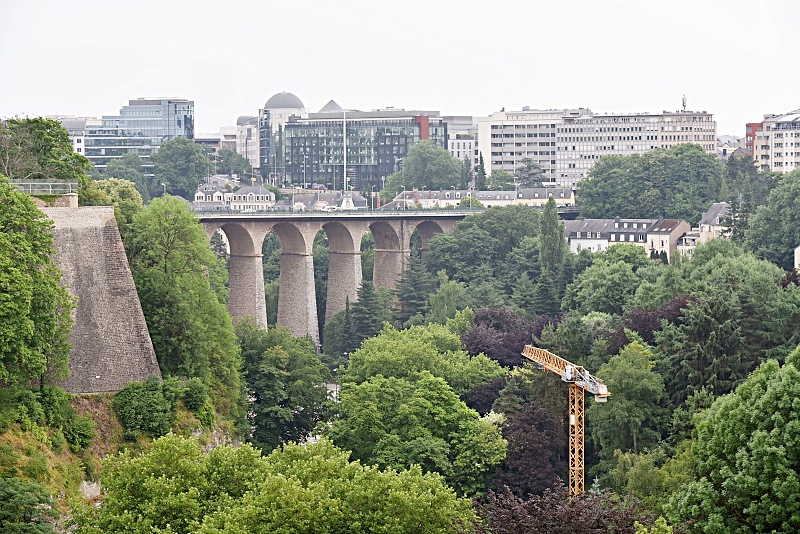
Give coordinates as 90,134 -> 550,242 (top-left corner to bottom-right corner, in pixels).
759,110 -> 800,173
556,110 -> 716,188
442,116 -> 478,171
477,107 -> 717,189
477,108 -> 588,185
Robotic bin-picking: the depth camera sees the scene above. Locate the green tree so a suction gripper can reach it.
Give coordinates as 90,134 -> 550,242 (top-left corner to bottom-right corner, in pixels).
562,259 -> 642,315
539,196 -> 567,275
328,371 -> 506,496
216,148 -> 252,178
0,176 -> 74,386
341,322 -> 505,398
587,342 -> 667,469
515,157 -> 545,187
127,196 -> 242,418
461,154 -> 474,189
486,169 -> 515,191
0,117 -> 91,201
350,280 -> 389,344
578,144 -> 723,223
395,254 -> 437,326
236,321 -> 329,451
401,139 -> 462,191
427,271 -> 469,325
665,353 -> 800,533
744,168 -> 800,270
0,477 -> 58,533
105,153 -> 152,201
475,153 -> 487,191
78,434 -> 477,533
151,137 -> 213,199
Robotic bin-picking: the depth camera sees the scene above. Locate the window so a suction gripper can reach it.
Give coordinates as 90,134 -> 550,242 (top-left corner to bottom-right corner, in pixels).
576,231 -> 581,238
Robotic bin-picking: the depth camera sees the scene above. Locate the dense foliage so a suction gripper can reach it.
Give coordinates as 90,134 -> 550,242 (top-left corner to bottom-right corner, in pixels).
151,137 -> 213,199
0,175 -> 74,386
76,434 -> 476,533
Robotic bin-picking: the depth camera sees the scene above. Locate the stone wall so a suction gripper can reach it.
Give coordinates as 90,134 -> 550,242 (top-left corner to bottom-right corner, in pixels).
41,206 -> 162,394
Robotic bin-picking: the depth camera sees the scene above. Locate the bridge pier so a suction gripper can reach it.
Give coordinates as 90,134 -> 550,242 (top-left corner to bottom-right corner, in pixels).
278,251 -> 319,343
326,250 -> 362,320
228,252 -> 268,328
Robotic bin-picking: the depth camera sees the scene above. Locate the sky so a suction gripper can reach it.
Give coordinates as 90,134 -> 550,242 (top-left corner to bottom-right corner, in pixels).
1,0 -> 798,136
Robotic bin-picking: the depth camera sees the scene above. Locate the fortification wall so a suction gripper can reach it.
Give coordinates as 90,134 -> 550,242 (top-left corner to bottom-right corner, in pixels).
41,206 -> 162,393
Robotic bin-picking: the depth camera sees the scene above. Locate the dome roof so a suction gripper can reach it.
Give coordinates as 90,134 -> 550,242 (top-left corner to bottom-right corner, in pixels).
236,115 -> 257,126
319,100 -> 342,113
264,92 -> 304,110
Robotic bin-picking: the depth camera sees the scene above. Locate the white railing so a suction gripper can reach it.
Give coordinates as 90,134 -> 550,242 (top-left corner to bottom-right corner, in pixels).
11,181 -> 80,194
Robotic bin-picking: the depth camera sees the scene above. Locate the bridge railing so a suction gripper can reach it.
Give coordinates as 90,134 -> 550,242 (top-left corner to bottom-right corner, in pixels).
11,181 -> 80,195
191,207 -> 487,217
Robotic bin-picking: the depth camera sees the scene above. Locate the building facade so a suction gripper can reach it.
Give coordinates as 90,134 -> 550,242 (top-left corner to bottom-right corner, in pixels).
81,98 -> 194,174
442,115 -> 478,172
555,109 -> 717,188
759,110 -> 800,173
236,116 -> 260,171
258,92 -> 308,183
283,107 -> 447,192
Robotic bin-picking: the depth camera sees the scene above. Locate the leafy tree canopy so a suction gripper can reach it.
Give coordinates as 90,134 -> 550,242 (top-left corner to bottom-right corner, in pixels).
0,175 -> 74,385
744,167 -> 800,270
151,137 -> 212,199
401,139 -> 462,191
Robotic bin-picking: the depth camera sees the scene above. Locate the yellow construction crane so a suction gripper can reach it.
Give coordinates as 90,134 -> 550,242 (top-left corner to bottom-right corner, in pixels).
521,345 -> 611,496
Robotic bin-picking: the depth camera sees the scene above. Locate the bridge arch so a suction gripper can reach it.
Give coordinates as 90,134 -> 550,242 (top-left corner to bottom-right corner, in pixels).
322,221 -> 369,320
369,220 -> 404,290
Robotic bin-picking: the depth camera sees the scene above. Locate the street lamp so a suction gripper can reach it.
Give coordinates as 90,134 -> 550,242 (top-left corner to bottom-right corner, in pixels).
161,182 -> 166,196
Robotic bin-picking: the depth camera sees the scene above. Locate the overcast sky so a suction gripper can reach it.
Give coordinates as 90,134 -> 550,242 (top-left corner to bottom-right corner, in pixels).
1,0 -> 797,136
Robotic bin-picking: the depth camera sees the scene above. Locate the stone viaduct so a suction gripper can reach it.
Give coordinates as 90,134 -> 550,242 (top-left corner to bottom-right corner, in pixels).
199,212 -> 466,343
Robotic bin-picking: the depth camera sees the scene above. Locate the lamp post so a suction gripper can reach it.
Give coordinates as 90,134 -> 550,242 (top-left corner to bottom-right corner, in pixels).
161,182 -> 166,196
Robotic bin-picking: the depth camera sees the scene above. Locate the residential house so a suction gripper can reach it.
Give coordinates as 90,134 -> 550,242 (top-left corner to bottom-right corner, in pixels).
647,218 -> 691,262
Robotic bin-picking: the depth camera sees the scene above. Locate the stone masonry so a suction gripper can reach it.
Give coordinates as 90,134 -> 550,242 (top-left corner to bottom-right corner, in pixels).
41,206 -> 162,394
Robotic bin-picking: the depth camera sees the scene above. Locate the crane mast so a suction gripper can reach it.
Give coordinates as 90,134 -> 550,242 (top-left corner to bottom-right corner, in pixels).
521,345 -> 610,495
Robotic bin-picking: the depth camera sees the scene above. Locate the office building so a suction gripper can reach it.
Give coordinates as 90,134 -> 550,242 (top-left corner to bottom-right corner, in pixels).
81,98 -> 194,174
283,105 -> 447,191
753,110 -> 800,173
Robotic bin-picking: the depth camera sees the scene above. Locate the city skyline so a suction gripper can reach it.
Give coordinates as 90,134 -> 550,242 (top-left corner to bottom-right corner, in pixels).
1,0 -> 798,136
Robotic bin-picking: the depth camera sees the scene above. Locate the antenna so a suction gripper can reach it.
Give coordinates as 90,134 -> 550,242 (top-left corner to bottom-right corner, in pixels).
682,95 -> 687,112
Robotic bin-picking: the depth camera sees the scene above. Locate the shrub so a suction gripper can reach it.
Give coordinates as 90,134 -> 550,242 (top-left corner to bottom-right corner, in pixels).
63,414 -> 95,452
182,377 -> 208,412
112,376 -> 176,438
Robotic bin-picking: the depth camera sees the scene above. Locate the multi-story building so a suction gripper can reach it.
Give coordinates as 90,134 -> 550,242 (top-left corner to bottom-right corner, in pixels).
760,110 -> 800,173
236,116 -> 260,171
442,116 -> 478,172
555,109 -> 716,188
81,98 -> 194,174
745,122 -> 763,157
476,107 -> 585,185
51,116 -> 101,157
283,105 -> 447,192
258,92 -> 308,182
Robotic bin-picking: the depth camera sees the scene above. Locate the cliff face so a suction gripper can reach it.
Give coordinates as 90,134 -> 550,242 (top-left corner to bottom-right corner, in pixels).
41,206 -> 162,393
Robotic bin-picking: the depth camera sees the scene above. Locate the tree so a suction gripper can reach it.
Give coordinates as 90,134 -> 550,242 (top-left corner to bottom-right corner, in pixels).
665,354 -> 800,533
744,168 -> 800,270
461,154 -> 474,189
0,175 -> 74,386
151,137 -> 212,199
0,477 -> 58,533
236,321 -> 329,451
587,342 -> 667,469
562,259 -> 642,315
427,271 -> 469,325
127,196 -> 242,418
475,153 -> 487,191
341,322 -> 505,398
105,152 -> 152,201
216,148 -> 252,178
400,139 -> 462,191
486,169 -> 515,191
539,197 -> 567,275
475,486 -> 653,534
461,307 -> 535,368
515,158 -> 545,188
328,371 -> 507,496
350,280 -> 389,344
0,117 -> 90,195
395,254 -> 437,326
577,144 -> 723,223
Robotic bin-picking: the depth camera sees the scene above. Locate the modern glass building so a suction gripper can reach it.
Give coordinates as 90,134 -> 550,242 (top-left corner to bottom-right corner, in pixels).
283,107 -> 447,192
84,98 -> 194,174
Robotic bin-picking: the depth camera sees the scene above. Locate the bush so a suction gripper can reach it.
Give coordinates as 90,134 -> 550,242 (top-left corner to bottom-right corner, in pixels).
112,376 -> 176,438
63,414 -> 95,452
0,477 -> 58,531
182,378 -> 208,412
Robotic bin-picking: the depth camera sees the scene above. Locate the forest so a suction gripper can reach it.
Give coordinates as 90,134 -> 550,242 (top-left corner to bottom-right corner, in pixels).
2,117 -> 800,532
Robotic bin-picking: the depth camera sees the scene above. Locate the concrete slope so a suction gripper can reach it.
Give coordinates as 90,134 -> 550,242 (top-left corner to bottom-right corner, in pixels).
41,206 -> 162,393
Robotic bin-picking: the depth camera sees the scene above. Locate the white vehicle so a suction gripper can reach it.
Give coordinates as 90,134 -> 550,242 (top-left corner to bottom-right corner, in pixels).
321,205 -> 337,212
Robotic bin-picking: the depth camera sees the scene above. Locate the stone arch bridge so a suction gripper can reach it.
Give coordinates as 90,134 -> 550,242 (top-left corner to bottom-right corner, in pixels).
199,211 -> 467,343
